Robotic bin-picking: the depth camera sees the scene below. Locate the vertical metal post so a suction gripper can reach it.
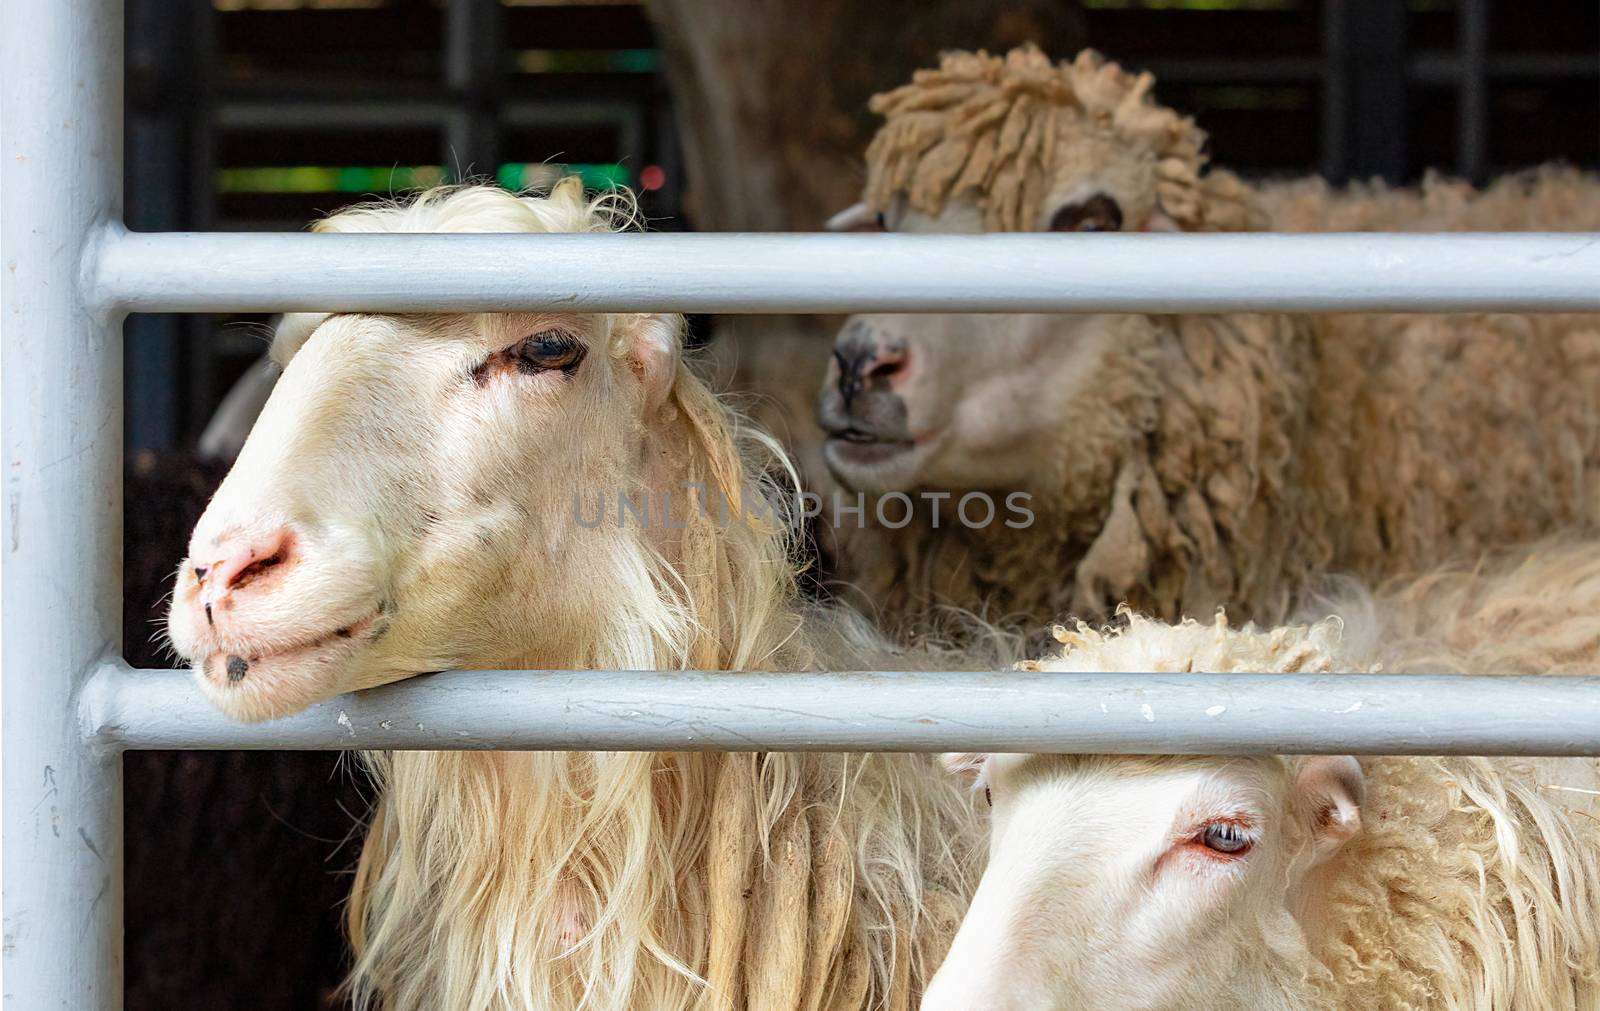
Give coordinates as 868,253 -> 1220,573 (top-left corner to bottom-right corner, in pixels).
185,0 -> 220,440
446,0 -> 503,178
1458,0 -> 1490,182
2,0 -> 126,1006
1320,0 -> 1348,182
126,0 -> 198,450
1325,0 -> 1409,183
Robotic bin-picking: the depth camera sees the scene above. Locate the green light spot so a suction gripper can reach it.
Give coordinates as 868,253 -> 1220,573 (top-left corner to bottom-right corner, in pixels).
216,162 -> 632,195
494,163 -> 632,191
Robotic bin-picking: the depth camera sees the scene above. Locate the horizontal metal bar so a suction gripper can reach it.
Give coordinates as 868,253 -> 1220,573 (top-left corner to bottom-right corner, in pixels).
81,662 -> 1600,755
218,98 -> 457,130
92,226 -> 1600,314
217,97 -> 635,131
1410,52 -> 1600,83
1138,57 -> 1326,84
1128,52 -> 1597,88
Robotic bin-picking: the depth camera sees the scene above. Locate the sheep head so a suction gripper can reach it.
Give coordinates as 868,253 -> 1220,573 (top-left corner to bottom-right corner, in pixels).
167,183 -> 792,721
856,46 -> 1220,235
924,613 -> 1364,1011
818,48 -> 1256,506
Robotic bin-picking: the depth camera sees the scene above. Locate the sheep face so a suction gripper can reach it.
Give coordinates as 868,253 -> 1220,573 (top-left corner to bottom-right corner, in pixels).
819,310 -> 1125,496
818,198 -> 1151,499
825,46 -> 1228,509
924,752 -> 1361,1011
167,308 -> 682,721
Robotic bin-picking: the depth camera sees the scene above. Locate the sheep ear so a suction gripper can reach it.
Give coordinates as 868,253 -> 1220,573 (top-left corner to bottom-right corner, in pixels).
942,752 -> 988,781
824,202 -> 882,232
626,314 -> 682,415
1295,756 -> 1365,864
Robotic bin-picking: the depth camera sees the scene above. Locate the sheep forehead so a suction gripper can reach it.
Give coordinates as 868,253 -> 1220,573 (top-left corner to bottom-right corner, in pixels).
1002,751 -> 1284,792
274,310 -> 588,366
272,183 -> 627,364
863,46 -> 1206,230
888,195 -> 987,234
996,754 -> 1287,838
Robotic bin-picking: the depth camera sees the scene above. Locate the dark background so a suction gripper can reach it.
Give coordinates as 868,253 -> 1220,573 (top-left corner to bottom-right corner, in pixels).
122,2 -> 1598,1006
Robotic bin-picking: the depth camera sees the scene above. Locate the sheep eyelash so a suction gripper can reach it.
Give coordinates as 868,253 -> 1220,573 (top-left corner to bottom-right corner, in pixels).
511,330 -> 586,372
1180,817 -> 1259,860
469,330 -> 587,386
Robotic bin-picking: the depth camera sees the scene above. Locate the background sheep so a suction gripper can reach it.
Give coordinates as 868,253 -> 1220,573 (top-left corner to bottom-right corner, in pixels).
164,183 -> 989,1010
817,46 -> 1600,636
927,538 -> 1600,1010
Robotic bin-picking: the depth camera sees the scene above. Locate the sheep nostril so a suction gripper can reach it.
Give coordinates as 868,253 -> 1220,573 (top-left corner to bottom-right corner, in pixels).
228,550 -> 284,591
206,528 -> 297,597
864,355 -> 904,381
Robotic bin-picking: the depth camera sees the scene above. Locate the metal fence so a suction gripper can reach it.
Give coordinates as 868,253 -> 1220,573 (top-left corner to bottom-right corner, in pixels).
5,0 -> 1600,1006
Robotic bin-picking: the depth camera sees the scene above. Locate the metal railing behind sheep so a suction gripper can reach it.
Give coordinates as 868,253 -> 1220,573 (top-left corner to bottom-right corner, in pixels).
5,0 -> 1600,1005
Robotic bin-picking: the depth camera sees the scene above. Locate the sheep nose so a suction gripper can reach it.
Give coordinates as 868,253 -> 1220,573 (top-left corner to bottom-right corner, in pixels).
190,528 -> 296,622
834,335 -> 909,406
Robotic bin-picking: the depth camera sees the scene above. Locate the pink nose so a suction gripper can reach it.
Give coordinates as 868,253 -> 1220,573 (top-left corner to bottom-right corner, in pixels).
835,340 -> 910,406
191,528 -> 296,622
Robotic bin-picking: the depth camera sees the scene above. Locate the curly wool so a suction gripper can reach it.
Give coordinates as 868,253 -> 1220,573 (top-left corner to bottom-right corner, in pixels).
1034,539 -> 1600,1009
864,46 -> 1251,232
1310,754 -> 1600,1010
1306,543 -> 1600,1009
847,49 -> 1600,632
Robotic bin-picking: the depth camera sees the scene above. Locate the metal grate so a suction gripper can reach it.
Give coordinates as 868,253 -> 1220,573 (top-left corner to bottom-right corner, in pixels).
4,0 -> 1600,1005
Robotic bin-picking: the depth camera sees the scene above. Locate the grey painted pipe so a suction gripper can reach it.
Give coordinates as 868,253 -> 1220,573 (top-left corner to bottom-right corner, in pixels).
92,227 -> 1600,315
3,0 -> 125,1004
83,663 -> 1600,755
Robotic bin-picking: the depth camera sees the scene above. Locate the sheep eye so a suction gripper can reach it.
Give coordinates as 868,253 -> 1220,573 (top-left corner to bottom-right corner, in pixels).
512,331 -> 585,375
1199,822 -> 1252,855
1048,193 -> 1123,233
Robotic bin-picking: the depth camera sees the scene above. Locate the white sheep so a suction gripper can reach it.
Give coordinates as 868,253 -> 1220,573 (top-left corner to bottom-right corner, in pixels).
926,540 -> 1600,1010
165,182 -> 990,1011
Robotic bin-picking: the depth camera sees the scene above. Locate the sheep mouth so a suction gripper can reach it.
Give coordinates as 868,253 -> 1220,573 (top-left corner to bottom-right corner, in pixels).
825,430 -> 914,461
825,426 -> 916,451
821,429 -> 936,494
832,427 -> 901,445
201,611 -> 382,688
